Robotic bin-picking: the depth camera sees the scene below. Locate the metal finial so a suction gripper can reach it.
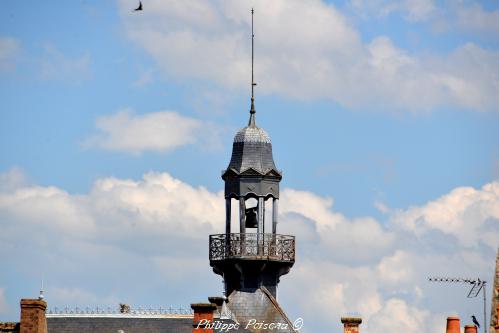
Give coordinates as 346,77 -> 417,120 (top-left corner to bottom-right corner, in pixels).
249,8 -> 257,127
39,277 -> 44,300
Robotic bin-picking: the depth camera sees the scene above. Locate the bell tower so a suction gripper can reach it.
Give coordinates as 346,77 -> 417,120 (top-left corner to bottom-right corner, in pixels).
209,9 -> 295,299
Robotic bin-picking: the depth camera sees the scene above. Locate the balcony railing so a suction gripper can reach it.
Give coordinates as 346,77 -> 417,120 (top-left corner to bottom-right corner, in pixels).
209,233 -> 295,262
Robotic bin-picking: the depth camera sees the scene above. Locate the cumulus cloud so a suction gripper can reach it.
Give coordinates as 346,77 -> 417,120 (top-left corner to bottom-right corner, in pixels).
276,182 -> 497,333
83,109 -> 221,154
0,170 -> 225,319
391,181 -> 499,248
367,298 -> 430,333
116,0 -> 499,112
352,0 -> 499,41
0,171 -> 223,245
0,36 -> 20,72
280,189 -> 395,264
0,169 -> 497,332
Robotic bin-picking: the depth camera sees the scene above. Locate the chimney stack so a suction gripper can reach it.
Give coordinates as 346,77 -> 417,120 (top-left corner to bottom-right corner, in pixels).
464,325 -> 478,333
341,317 -> 362,333
446,316 -> 461,333
20,298 -> 47,333
191,303 -> 217,333
495,305 -> 499,332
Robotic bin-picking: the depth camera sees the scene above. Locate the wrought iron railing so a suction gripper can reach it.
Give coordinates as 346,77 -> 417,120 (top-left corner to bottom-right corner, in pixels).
209,233 -> 295,262
46,306 -> 193,316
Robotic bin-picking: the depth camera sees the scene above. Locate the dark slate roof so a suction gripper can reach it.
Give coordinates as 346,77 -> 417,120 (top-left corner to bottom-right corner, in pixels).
225,112 -> 279,176
47,316 -> 192,333
224,287 -> 296,333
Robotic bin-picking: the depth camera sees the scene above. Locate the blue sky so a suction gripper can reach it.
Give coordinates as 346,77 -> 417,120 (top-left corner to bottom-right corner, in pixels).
0,1 -> 498,333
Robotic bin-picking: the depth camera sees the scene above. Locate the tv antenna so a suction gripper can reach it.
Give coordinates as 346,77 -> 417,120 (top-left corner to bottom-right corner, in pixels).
428,276 -> 487,333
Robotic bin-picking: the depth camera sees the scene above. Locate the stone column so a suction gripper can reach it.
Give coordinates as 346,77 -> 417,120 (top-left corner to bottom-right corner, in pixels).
272,198 -> 278,234
225,198 -> 231,235
239,198 -> 246,234
225,198 -> 232,257
341,317 -> 362,333
257,197 -> 264,255
20,299 -> 47,333
239,198 -> 246,257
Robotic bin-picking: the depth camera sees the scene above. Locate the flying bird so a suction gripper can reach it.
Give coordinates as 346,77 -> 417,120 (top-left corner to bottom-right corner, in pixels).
471,315 -> 480,328
134,1 -> 142,11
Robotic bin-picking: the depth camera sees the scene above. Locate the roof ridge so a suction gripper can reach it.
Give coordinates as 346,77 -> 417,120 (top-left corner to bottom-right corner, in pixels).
259,287 -> 297,332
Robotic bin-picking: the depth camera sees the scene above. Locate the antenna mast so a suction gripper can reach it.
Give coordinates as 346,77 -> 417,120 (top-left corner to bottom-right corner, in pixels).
429,276 -> 487,333
250,8 -> 256,114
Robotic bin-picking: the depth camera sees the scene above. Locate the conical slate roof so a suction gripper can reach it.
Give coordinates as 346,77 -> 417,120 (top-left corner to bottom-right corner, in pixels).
224,109 -> 279,176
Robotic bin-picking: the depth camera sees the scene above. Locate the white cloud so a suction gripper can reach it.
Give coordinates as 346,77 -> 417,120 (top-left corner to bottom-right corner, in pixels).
403,0 -> 436,21
391,181 -> 499,248
376,250 -> 415,284
38,44 -> 91,82
0,170 -> 224,259
116,0 -> 499,112
457,4 -> 499,37
270,181 -> 497,331
352,1 -> 499,41
280,189 -> 396,264
367,298 -> 430,333
0,36 -> 20,72
83,109 -> 221,154
0,170 -> 225,317
0,169 -> 497,331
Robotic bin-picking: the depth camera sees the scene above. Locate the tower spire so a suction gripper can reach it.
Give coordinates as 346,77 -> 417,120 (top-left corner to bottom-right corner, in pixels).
249,8 -> 256,127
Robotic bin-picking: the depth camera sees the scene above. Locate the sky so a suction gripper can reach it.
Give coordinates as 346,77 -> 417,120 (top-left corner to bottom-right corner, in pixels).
0,0 -> 498,332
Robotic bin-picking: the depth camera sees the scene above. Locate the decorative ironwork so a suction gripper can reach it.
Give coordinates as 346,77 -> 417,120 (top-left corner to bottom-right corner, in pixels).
47,306 -> 193,315
209,233 -> 295,262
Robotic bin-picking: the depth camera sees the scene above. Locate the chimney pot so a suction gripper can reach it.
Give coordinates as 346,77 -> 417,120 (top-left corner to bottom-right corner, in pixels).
464,325 -> 478,333
446,316 -> 461,333
341,317 -> 362,333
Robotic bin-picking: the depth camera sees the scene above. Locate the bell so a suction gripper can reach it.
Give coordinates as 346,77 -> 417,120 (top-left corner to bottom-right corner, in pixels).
245,207 -> 258,228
